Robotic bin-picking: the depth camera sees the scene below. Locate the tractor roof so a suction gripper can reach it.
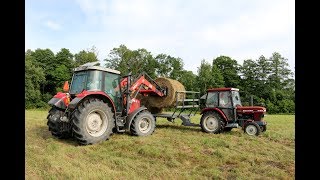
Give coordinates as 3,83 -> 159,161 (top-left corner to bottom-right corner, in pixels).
207,87 -> 239,92
74,65 -> 121,75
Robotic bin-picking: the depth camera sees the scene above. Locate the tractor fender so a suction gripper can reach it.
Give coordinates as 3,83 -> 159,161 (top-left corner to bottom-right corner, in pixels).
125,106 -> 148,131
200,107 -> 228,122
48,92 -> 69,110
68,90 -> 117,114
242,120 -> 267,128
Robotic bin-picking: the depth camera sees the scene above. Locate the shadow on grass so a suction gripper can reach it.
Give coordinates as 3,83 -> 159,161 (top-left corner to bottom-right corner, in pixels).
156,124 -> 201,132
32,125 -> 80,146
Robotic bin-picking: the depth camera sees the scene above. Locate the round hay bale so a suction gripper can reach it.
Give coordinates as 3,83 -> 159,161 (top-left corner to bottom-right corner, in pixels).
146,77 -> 185,108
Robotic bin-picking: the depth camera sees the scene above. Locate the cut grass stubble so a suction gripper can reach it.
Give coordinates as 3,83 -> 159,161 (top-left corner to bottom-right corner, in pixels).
26,110 -> 295,179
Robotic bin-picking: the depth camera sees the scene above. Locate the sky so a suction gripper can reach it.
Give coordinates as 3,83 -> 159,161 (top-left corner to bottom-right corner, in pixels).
26,0 -> 295,74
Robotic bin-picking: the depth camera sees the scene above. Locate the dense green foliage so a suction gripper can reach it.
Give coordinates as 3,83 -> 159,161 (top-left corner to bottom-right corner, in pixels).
25,45 -> 294,113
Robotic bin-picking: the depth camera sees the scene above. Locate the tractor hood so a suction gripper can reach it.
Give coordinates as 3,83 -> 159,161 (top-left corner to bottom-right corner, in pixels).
236,106 -> 266,113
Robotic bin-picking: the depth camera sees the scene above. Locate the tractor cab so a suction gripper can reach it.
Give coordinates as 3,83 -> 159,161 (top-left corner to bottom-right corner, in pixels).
201,87 -> 267,136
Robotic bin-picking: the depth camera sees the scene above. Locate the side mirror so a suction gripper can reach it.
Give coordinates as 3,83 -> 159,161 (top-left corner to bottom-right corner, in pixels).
63,81 -> 69,92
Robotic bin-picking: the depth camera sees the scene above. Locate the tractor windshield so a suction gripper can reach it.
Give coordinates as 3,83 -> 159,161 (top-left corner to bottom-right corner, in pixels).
70,70 -> 103,94
70,71 -> 87,94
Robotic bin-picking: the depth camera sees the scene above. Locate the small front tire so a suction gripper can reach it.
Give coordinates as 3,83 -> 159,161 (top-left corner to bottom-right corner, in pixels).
260,125 -> 267,132
130,110 -> 156,136
244,122 -> 261,136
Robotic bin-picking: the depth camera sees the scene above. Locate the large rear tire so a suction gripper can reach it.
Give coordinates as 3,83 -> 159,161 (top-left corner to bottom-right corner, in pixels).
200,111 -> 223,134
71,99 -> 115,145
130,110 -> 156,136
47,107 -> 71,139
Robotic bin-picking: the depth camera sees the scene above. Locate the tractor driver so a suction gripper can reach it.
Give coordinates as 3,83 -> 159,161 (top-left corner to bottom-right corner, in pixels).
219,92 -> 231,108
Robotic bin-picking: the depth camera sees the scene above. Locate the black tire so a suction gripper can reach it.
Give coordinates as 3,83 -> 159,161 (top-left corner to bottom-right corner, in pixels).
260,125 -> 267,132
200,111 -> 223,134
223,127 -> 233,132
71,99 -> 115,145
130,110 -> 156,136
47,107 -> 71,139
244,122 -> 261,136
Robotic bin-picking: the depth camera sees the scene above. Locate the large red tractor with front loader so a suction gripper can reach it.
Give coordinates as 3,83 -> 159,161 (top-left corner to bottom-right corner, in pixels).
200,88 -> 267,136
47,64 -> 171,145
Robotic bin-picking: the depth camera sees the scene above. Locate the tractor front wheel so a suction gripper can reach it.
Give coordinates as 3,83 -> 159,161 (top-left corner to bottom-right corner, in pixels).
72,99 -> 115,145
200,111 -> 222,134
130,110 -> 156,136
47,107 -> 71,139
244,122 -> 261,136
260,125 -> 267,132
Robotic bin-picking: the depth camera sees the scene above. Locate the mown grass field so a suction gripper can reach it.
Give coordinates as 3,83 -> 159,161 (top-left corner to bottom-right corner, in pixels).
26,110 -> 295,179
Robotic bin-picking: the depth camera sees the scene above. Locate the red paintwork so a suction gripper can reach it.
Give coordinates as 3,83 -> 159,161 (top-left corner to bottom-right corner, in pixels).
242,119 -> 254,128
236,106 -> 266,111
237,106 -> 266,120
76,90 -> 117,113
53,92 -> 70,106
201,107 -> 228,121
130,75 -> 165,97
129,98 -> 140,113
54,92 -> 67,98
114,77 -> 128,91
207,87 -> 238,92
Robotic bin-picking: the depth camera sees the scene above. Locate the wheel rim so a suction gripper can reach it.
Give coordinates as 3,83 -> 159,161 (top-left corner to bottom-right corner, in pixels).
85,110 -> 108,137
203,116 -> 218,131
245,125 -> 257,135
138,117 -> 152,133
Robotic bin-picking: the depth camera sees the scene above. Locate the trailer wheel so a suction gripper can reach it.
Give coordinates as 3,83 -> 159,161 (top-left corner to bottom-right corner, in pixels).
72,99 -> 115,145
130,110 -> 156,136
47,107 -> 71,139
244,122 -> 261,136
200,111 -> 222,134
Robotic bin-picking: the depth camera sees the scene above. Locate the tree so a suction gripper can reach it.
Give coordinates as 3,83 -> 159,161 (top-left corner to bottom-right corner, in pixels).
178,70 -> 197,91
268,52 -> 293,90
213,56 -> 240,88
74,46 -> 99,67
211,64 -> 225,88
155,54 -> 184,79
25,51 -> 46,108
196,60 -> 214,95
105,45 -> 158,79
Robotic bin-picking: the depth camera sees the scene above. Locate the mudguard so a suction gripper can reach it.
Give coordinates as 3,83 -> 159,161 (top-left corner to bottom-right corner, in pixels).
200,107 -> 228,122
125,106 -> 148,131
67,90 -> 117,114
48,92 -> 69,109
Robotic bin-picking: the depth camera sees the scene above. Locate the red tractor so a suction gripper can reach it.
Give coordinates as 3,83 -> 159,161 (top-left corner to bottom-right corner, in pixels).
47,64 -> 169,145
200,88 -> 267,136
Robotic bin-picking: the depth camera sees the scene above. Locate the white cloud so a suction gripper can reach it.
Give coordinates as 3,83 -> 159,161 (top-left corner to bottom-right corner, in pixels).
27,0 -> 294,74
45,20 -> 61,31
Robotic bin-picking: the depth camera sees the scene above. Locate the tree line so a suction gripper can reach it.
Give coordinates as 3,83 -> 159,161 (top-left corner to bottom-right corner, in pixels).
25,45 -> 295,114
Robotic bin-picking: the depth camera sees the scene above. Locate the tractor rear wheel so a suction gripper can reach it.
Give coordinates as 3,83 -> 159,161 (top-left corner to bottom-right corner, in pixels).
244,122 -> 261,136
47,107 -> 71,139
130,110 -> 156,136
200,111 -> 222,134
71,99 -> 115,145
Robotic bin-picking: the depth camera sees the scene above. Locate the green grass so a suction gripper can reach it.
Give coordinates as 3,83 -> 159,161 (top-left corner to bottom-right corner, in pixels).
26,110 -> 295,179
